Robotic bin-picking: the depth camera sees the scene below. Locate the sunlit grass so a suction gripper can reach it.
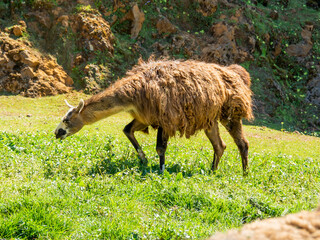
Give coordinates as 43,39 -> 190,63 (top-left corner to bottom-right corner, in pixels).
0,94 -> 320,239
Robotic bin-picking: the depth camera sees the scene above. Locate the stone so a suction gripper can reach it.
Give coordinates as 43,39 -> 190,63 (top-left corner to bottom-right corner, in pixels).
156,17 -> 177,34
286,43 -> 312,57
18,21 -> 27,28
57,15 -> 69,27
0,57 -> 7,64
12,25 -> 23,37
212,22 -> 228,37
12,54 -> 20,61
21,67 -> 35,79
196,0 -> 218,16
0,35 -> 73,97
120,3 -> 145,39
72,12 -> 114,56
306,72 -> 320,107
52,7 -> 64,18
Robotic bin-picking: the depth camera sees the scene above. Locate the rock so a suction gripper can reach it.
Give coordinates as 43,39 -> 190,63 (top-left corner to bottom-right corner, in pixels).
7,48 -> 20,57
113,0 -> 126,12
196,0 -> 218,16
212,22 -> 228,37
26,11 -> 51,29
286,25 -> 313,57
120,3 -> 145,39
3,43 -> 10,52
306,71 -> 320,108
273,41 -> 282,57
72,54 -> 85,67
12,25 -> 24,37
156,17 -> 177,34
21,67 -> 35,79
286,44 -> 312,57
203,19 -> 255,64
12,54 -> 20,61
77,0 -> 93,5
18,21 -> 27,28
130,3 -> 145,38
0,56 -> 8,64
57,15 -> 69,27
0,34 -> 73,97
301,27 -> 312,43
111,15 -> 118,26
72,12 -> 115,59
52,7 -> 64,18
20,50 -> 40,68
6,60 -> 16,70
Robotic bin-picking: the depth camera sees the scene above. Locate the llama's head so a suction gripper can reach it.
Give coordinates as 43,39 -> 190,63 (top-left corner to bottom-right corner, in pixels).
55,99 -> 85,140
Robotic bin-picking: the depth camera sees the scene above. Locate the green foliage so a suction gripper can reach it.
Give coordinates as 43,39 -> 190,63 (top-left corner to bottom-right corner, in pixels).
74,3 -> 97,13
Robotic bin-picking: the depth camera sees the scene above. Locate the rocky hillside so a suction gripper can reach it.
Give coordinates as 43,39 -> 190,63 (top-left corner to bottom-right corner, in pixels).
0,0 -> 319,133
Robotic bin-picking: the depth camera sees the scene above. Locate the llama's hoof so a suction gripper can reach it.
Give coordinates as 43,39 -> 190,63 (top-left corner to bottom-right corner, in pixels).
159,164 -> 165,174
137,149 -> 148,165
139,158 -> 148,165
243,169 -> 249,177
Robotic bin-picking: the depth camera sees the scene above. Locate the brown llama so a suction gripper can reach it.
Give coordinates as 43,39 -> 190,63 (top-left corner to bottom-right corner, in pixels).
55,59 -> 253,174
209,207 -> 320,240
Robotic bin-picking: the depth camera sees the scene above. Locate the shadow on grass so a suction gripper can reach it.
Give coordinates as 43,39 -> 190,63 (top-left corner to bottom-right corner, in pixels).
0,91 -> 15,96
244,115 -> 320,137
89,154 -> 212,178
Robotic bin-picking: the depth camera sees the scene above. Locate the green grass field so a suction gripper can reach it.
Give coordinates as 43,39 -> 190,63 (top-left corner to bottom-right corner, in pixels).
1,94 -> 320,239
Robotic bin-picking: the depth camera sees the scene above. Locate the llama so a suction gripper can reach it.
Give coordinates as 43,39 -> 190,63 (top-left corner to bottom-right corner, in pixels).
209,207 -> 320,240
55,59 -> 253,173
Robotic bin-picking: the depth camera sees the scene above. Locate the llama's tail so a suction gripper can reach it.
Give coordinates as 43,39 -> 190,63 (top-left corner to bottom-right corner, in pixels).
228,64 -> 251,88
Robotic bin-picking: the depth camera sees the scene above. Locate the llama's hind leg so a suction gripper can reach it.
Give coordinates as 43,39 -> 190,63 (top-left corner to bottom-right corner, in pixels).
205,121 -> 226,172
156,127 -> 169,173
123,119 -> 149,164
222,118 -> 249,175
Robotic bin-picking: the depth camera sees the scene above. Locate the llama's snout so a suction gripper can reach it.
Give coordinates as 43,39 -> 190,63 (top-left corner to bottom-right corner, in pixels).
55,128 -> 67,139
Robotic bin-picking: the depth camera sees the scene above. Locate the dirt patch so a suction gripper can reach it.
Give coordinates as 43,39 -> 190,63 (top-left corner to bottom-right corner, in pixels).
0,34 -> 73,97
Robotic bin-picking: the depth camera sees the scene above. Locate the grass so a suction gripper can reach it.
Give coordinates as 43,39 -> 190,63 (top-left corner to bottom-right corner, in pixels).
0,93 -> 320,239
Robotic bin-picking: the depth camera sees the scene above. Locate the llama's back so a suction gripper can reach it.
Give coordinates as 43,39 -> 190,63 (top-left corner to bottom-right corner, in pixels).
117,59 -> 253,137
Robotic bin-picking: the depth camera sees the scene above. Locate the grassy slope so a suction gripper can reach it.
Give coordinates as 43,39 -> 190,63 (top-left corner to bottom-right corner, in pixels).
0,94 -> 320,239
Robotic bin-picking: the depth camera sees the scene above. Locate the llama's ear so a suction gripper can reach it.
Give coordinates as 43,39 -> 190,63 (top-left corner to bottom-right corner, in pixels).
75,99 -> 85,113
65,99 -> 75,108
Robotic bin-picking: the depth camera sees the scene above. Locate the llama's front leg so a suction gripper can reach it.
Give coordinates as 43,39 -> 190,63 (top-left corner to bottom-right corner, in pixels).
156,127 -> 168,173
123,119 -> 148,164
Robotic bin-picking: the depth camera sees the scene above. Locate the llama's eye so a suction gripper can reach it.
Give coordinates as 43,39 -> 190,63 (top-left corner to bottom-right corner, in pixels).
63,119 -> 70,124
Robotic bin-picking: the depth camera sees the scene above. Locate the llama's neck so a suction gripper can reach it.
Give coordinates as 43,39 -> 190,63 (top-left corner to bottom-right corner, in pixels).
80,90 -> 132,125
